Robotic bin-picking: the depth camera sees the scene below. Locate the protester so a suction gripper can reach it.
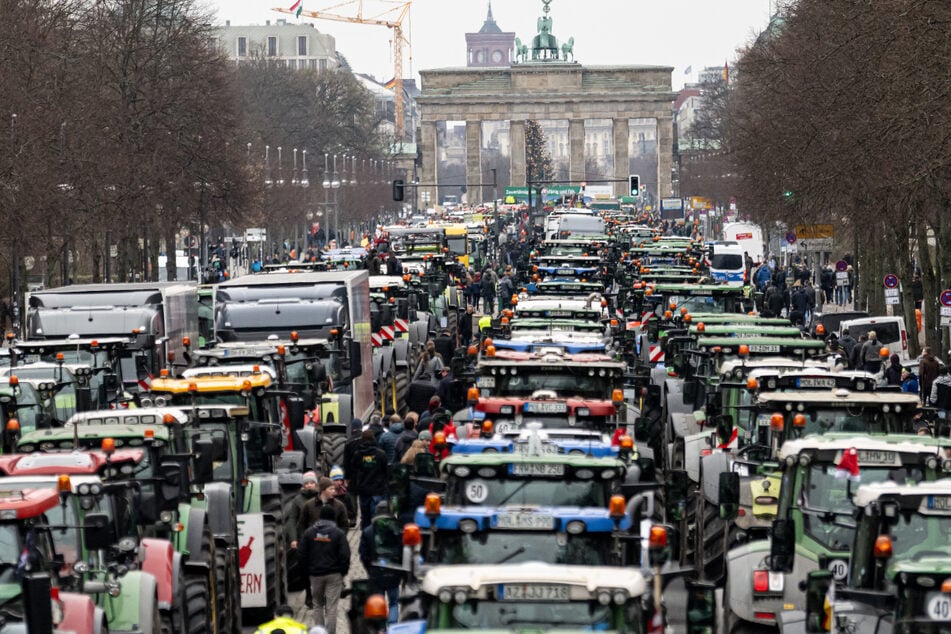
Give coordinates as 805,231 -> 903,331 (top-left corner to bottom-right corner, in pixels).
300,506 -> 350,634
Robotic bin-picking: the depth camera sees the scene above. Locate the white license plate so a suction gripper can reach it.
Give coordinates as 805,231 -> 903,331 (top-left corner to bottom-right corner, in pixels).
748,344 -> 780,353
929,496 -> 951,511
524,401 -> 568,414
798,378 -> 835,388
513,443 -> 559,455
857,450 -> 896,465
511,462 -> 565,476
476,376 -> 495,388
556,269 -> 576,275
547,311 -> 571,318
499,584 -> 570,601
496,513 -> 555,530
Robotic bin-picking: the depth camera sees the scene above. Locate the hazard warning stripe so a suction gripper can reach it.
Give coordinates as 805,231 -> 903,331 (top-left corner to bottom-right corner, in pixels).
394,318 -> 408,333
371,333 -> 383,347
380,326 -> 395,341
649,345 -> 665,363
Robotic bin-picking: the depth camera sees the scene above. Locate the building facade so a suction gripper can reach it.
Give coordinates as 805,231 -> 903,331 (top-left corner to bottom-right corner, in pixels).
465,2 -> 515,68
215,19 -> 338,72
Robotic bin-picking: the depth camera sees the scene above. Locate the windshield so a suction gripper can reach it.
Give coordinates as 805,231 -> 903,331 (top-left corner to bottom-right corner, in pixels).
667,294 -> 730,314
711,254 -> 744,270
435,531 -> 606,566
768,407 -> 909,436
800,464 -> 920,551
448,477 -> 608,507
447,237 -> 467,256
435,599 -> 620,631
489,371 -> 613,399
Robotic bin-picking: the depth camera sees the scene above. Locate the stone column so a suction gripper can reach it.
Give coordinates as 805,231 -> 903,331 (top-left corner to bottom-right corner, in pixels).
465,120 -> 483,204
509,120 -> 526,187
420,120 -> 438,210
656,115 -> 673,200
569,119 -> 585,183
613,118 -> 630,199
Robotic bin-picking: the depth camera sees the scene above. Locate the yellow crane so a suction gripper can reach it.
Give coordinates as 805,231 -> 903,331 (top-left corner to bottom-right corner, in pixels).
273,0 -> 412,140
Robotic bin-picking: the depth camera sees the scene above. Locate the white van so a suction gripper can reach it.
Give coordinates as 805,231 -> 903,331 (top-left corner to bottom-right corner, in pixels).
838,316 -> 909,360
709,242 -> 746,287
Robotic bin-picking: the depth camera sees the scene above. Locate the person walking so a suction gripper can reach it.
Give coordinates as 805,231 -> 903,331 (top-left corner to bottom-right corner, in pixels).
348,429 -> 389,529
919,347 -> 940,404
378,415 -> 403,464
838,328 -> 858,366
861,331 -> 884,374
287,471 -> 320,607
299,477 -> 350,535
359,502 -> 403,625
393,414 -> 418,463
883,354 -> 903,386
300,505 -> 350,634
481,267 -> 498,315
413,341 -> 444,386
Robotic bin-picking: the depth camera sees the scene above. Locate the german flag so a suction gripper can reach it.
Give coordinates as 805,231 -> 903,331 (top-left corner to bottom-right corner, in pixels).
384,77 -> 397,90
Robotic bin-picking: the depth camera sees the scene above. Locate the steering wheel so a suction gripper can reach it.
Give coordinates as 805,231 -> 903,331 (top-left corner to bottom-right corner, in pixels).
735,443 -> 772,461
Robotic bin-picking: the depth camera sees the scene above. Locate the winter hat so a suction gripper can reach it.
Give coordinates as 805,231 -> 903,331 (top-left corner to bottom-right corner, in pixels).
890,354 -> 901,365
302,471 -> 318,485
318,476 -> 334,493
350,417 -> 364,432
329,465 -> 344,481
419,430 -> 433,442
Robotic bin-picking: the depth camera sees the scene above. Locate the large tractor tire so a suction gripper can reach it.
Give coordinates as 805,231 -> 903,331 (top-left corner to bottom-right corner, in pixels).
213,542 -> 239,634
160,560 -> 187,634
321,433 -> 348,476
183,569 -> 211,634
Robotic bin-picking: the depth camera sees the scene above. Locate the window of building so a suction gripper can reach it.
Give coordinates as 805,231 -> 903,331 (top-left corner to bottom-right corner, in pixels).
237,36 -> 247,57
298,36 -> 307,56
267,36 -> 277,57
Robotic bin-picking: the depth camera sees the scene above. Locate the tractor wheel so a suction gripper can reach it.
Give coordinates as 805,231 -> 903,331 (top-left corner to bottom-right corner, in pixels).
321,433 -> 348,476
183,567 -> 211,634
213,543 -> 235,634
262,496 -> 287,606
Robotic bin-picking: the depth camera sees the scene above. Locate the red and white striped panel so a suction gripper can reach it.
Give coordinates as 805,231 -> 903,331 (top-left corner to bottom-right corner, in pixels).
649,345 -> 665,363
380,326 -> 395,341
394,318 -> 408,333
371,333 -> 383,347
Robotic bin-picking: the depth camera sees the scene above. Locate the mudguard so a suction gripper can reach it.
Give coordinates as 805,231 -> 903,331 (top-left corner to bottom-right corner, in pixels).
393,338 -> 410,365
725,539 -> 772,625
199,482 -> 235,543
246,473 -> 282,515
684,430 -> 716,484
183,506 -> 212,569
58,591 -> 98,634
104,569 -> 158,633
274,450 -> 306,474
141,538 -> 175,611
700,451 -> 731,505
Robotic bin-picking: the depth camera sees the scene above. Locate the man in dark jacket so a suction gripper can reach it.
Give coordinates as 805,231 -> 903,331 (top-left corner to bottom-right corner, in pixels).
299,477 -> 350,535
378,416 -> 403,464
393,416 -> 418,463
919,347 -> 940,404
348,429 -> 389,529
342,417 -> 364,513
300,505 -> 350,634
435,330 -> 455,369
359,502 -> 403,624
838,328 -> 858,365
459,304 -> 474,346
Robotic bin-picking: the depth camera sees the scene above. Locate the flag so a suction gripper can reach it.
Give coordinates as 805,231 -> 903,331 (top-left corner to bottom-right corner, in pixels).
684,65 -> 692,75
384,77 -> 397,90
647,611 -> 664,634
722,60 -> 729,84
289,0 -> 302,18
835,447 -> 861,482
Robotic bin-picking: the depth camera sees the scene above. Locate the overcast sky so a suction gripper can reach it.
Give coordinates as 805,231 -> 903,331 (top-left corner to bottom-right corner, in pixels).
207,0 -> 774,89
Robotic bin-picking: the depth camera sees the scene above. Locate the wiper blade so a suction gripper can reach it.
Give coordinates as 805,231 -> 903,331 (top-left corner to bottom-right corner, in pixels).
497,481 -> 529,507
495,546 -> 526,565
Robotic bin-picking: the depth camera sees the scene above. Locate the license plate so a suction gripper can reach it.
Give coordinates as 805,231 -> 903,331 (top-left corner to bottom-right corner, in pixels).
748,344 -> 780,353
797,377 -> 835,389
496,513 -> 555,530
476,376 -> 495,388
928,496 -> 951,511
547,311 -> 571,318
498,584 -> 570,601
511,462 -> 565,476
523,401 -> 568,414
857,450 -> 897,465
557,269 -> 576,275
756,413 -> 772,426
513,442 -> 559,455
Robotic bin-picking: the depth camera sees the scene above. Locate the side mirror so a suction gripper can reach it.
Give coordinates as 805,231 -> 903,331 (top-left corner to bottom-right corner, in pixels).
22,572 -> 54,634
83,512 -> 117,551
715,415 -> 734,447
262,427 -> 283,455
75,386 -> 92,413
159,462 -> 184,507
285,396 -> 305,433
719,471 -> 740,521
804,570 -> 833,633
770,518 -> 796,573
665,469 -> 689,522
192,439 -> 215,485
685,581 -> 717,633
210,435 -> 228,462
349,340 -> 363,378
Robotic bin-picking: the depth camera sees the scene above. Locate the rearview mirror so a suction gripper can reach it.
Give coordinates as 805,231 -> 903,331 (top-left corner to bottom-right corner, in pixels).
685,581 -> 717,634
83,512 -> 116,551
192,439 -> 215,485
665,470 -> 688,522
719,472 -> 740,521
159,462 -> 184,507
262,427 -> 283,455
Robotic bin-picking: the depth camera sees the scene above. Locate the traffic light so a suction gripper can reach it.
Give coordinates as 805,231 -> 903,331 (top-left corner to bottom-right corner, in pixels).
392,179 -> 404,202
628,174 -> 640,197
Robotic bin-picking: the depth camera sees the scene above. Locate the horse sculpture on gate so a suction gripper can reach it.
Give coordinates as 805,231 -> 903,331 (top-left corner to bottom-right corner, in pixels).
561,37 -> 574,62
514,37 -> 529,63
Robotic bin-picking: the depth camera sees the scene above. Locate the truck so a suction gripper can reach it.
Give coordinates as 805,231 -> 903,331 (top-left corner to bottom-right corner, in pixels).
25,282 -> 199,397
721,221 -> 765,264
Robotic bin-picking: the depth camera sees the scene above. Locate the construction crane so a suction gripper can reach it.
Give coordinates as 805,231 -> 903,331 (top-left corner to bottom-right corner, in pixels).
274,0 -> 412,140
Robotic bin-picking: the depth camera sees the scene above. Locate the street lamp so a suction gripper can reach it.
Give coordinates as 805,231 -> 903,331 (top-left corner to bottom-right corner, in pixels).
332,154 -> 341,246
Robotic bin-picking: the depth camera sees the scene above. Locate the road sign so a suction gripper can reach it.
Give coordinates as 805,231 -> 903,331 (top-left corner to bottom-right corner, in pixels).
883,274 -> 899,289
884,288 -> 900,305
836,260 -> 848,272
941,306 -> 951,327
795,224 -> 835,240
835,271 -> 849,286
785,232 -> 797,244
799,238 -> 833,251
244,228 -> 267,243
941,290 -> 951,307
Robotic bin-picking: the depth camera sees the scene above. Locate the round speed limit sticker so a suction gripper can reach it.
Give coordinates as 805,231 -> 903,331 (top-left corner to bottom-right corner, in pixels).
465,479 -> 489,504
827,559 -> 848,581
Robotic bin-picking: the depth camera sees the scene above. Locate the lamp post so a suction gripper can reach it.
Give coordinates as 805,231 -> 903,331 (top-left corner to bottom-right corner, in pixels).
332,154 -> 341,246
322,153 -> 330,246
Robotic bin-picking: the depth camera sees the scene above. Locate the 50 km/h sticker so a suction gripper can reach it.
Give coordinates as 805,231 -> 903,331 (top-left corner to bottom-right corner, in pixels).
465,479 -> 489,504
